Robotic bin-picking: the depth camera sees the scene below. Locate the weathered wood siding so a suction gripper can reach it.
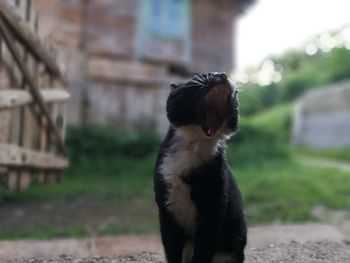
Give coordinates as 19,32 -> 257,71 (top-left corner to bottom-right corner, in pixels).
192,0 -> 237,73
84,0 -> 138,57
33,0 -> 240,133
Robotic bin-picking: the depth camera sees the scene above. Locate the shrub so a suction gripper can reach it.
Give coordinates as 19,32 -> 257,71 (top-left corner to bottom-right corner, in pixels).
228,122 -> 290,165
228,105 -> 293,165
238,47 -> 350,116
66,125 -> 161,168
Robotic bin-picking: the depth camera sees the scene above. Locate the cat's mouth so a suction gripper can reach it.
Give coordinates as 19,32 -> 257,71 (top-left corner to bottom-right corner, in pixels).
197,84 -> 233,137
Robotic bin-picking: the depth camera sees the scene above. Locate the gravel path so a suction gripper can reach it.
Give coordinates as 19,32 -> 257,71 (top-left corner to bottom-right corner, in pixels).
7,241 -> 350,263
7,252 -> 164,263
246,241 -> 350,263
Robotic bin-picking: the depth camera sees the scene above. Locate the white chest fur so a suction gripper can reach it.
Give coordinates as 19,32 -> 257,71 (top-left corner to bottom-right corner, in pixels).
160,126 -> 223,232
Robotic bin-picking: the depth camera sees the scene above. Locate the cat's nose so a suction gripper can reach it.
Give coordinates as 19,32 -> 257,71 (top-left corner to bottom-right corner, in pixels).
217,73 -> 228,80
212,73 -> 229,85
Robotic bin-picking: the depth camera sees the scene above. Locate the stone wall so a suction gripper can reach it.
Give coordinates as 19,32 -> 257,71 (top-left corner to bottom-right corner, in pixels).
293,80 -> 350,149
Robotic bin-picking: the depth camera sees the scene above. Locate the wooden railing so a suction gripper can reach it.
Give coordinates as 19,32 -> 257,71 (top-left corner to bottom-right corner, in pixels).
0,0 -> 69,190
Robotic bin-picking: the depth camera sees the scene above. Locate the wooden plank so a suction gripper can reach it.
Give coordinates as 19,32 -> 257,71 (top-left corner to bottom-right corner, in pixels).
0,29 -> 11,143
18,0 -> 31,191
39,69 -> 51,183
20,104 -> 34,190
2,92 -> 30,109
1,43 -> 23,88
0,18 -> 67,156
87,57 -> 166,85
57,102 -> 66,139
9,107 -> 21,144
0,89 -> 70,109
46,101 -> 60,183
17,0 -> 27,20
0,110 -> 11,142
6,168 -> 19,190
18,169 -> 31,190
37,117 -> 48,183
0,143 -> 68,169
46,73 -> 56,183
0,1 -> 64,81
2,2 -> 23,190
18,2 -> 35,191
29,2 -> 37,31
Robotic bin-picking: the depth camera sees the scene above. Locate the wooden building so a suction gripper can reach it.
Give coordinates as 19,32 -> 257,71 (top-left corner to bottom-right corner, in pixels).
33,0 -> 255,133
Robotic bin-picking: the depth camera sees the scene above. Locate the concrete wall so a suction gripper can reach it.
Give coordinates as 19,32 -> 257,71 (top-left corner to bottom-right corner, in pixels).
293,80 -> 350,149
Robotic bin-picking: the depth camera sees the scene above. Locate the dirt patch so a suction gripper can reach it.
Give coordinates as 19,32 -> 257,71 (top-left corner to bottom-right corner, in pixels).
0,198 -> 158,236
6,241 -> 350,263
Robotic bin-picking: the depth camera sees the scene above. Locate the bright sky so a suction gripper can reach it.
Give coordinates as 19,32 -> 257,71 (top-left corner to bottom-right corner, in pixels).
235,0 -> 350,74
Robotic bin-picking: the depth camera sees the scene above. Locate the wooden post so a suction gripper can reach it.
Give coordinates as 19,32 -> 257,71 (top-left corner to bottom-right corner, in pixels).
17,0 -> 35,190
6,0 -> 22,190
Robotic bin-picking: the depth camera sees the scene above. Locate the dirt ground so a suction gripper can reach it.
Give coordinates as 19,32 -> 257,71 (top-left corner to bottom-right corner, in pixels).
0,197 -> 158,235
1,224 -> 350,263
5,241 -> 350,263
2,198 -> 350,263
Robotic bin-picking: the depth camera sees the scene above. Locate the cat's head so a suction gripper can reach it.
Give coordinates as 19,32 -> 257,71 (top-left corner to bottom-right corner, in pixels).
166,72 -> 239,139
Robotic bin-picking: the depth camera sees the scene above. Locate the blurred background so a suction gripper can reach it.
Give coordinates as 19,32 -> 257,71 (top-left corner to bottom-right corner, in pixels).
0,0 -> 350,259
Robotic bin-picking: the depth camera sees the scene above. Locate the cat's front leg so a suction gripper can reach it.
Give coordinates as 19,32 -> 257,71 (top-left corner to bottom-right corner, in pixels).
191,215 -> 223,263
159,208 -> 185,263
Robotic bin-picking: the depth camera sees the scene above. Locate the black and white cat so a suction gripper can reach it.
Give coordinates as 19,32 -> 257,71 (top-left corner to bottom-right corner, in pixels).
154,72 -> 247,263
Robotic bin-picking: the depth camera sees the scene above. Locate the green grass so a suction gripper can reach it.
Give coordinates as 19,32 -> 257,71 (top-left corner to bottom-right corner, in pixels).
235,159 -> 350,224
0,154 -> 158,240
1,104 -> 349,239
0,219 -> 158,240
0,219 -> 157,240
0,225 -> 89,240
0,154 -> 156,203
298,147 -> 350,162
1,156 -> 349,239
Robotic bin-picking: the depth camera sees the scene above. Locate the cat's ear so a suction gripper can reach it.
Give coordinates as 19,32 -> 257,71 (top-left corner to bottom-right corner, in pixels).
170,83 -> 181,90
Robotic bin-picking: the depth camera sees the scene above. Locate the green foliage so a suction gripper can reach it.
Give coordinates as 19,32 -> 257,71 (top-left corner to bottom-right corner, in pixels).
272,50 -> 308,73
228,123 -> 288,165
66,125 -> 161,172
239,47 -> 350,116
237,84 -> 264,116
323,47 -> 350,82
228,104 -> 293,165
279,70 -> 318,101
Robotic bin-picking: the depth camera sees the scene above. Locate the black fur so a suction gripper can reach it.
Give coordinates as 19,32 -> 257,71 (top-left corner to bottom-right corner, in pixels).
154,73 -> 246,263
